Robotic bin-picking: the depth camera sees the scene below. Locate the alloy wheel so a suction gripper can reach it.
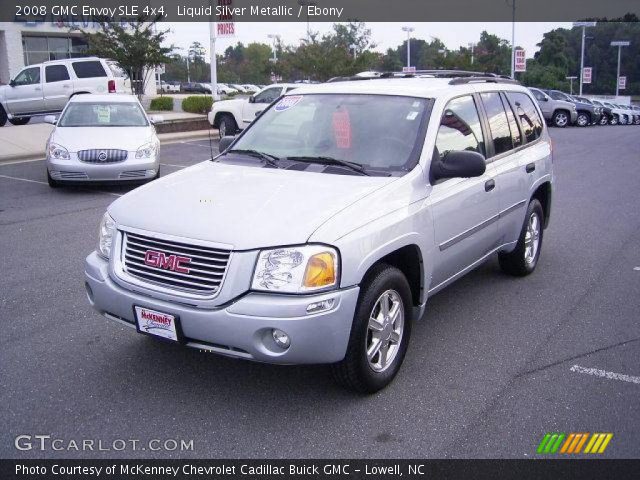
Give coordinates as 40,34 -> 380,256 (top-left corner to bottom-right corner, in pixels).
524,212 -> 541,266
366,289 -> 405,373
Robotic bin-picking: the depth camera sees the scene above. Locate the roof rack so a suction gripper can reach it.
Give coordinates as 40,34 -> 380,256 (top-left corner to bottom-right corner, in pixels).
326,70 -> 519,85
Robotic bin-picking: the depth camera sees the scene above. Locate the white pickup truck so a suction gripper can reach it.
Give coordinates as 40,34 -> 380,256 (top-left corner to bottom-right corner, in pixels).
0,57 -> 129,126
208,83 -> 298,137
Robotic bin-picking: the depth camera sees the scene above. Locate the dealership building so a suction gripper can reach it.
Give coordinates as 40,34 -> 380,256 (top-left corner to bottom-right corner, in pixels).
0,21 -> 155,94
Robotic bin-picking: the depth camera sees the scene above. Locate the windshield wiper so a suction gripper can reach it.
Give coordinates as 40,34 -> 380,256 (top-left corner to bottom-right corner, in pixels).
286,156 -> 370,176
226,149 -> 282,168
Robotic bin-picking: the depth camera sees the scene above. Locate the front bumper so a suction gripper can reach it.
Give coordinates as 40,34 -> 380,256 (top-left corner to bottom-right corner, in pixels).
47,152 -> 159,182
84,252 -> 359,364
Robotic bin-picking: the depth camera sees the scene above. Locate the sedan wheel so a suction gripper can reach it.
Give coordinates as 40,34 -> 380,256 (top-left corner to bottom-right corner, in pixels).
599,116 -> 608,126
610,115 -> 618,126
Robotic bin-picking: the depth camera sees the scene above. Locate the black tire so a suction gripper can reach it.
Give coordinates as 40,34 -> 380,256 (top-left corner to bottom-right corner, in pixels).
552,110 -> 569,128
218,114 -> 237,139
599,115 -> 608,126
331,264 -> 413,393
8,116 -> 31,126
47,170 -> 59,188
0,106 -> 7,127
576,112 -> 589,127
499,199 -> 544,277
610,115 -> 618,126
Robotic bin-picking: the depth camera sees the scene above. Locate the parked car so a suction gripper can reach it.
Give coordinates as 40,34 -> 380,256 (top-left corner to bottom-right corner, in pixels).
217,83 -> 239,95
208,83 -> 299,137
529,87 -> 577,128
589,99 -> 611,125
572,96 -> 604,125
542,89 -> 599,127
181,82 -> 208,94
45,94 -> 161,187
158,81 -> 180,93
631,105 -> 640,125
0,57 -> 130,127
619,104 -> 638,125
86,73 -> 553,392
242,84 -> 261,94
602,102 -> 628,125
229,84 -> 248,93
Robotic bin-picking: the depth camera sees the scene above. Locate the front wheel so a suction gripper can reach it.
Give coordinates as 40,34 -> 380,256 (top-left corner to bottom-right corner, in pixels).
8,116 -> 31,126
332,264 -> 413,393
498,199 -> 544,277
576,112 -> 589,127
599,115 -> 608,126
610,115 -> 618,126
217,114 -> 237,139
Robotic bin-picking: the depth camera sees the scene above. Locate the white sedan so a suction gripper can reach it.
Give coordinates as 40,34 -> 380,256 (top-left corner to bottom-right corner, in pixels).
45,94 -> 162,187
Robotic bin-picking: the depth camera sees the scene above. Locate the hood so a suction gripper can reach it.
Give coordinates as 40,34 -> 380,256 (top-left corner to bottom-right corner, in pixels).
51,126 -> 154,152
108,162 -> 394,250
213,98 -> 247,110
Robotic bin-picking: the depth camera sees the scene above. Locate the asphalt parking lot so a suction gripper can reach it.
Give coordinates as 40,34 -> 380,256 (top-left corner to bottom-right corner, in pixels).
1,127 -> 639,459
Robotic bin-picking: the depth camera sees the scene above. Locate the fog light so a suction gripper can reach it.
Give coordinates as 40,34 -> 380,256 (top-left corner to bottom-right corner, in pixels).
272,329 -> 290,349
306,298 -> 335,314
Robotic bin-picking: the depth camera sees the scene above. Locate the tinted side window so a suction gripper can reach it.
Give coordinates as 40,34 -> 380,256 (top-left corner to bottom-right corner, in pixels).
13,67 -> 40,86
435,95 -> 485,159
501,93 -> 523,148
72,61 -> 107,78
45,65 -> 70,82
549,91 -> 567,101
480,92 -> 513,156
254,87 -> 281,104
531,89 -> 545,102
505,92 -> 543,144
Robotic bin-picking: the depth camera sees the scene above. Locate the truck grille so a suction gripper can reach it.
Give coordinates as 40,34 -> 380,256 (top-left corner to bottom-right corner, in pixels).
122,232 -> 231,295
78,149 -> 128,163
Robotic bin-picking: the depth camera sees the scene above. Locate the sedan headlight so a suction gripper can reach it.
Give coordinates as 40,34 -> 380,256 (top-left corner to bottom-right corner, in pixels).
252,245 -> 339,293
48,142 -> 70,160
135,142 -> 156,159
97,212 -> 116,259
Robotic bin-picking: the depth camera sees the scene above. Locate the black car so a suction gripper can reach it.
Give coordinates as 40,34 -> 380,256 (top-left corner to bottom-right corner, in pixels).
589,99 -> 611,125
181,82 -> 209,94
542,89 -> 601,127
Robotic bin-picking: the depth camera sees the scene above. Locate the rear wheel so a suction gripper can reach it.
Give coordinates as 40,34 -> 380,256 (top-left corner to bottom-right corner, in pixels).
499,199 -> 544,277
332,264 -> 413,393
0,106 -> 7,127
8,116 -> 31,126
552,110 -> 569,128
217,114 -> 237,139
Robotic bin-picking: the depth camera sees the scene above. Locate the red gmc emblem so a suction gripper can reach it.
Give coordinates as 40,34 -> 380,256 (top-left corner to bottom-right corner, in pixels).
144,250 -> 191,274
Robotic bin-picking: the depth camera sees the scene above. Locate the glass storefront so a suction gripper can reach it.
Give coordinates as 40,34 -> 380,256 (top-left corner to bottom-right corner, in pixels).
22,35 -> 88,65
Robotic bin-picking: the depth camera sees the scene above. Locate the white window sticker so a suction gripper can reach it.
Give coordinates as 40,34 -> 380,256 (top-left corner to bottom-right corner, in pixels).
95,105 -> 111,123
406,111 -> 419,121
274,95 -> 303,112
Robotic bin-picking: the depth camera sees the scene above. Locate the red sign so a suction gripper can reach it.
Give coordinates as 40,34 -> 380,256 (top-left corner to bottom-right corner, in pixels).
216,0 -> 235,38
514,49 -> 526,72
618,76 -> 626,90
582,67 -> 592,84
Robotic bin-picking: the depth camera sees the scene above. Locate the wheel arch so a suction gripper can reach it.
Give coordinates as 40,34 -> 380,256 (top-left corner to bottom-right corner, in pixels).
531,181 -> 552,229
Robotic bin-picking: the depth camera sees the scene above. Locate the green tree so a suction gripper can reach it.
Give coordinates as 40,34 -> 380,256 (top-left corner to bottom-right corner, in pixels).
79,16 -> 173,96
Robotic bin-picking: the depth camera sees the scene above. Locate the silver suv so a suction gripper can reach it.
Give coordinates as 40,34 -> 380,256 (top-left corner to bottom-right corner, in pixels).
0,57 -> 129,127
85,73 -> 554,392
529,87 -> 577,127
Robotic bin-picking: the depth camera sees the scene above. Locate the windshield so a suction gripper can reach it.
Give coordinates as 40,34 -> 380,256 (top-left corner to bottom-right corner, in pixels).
228,94 -> 430,174
58,102 -> 148,127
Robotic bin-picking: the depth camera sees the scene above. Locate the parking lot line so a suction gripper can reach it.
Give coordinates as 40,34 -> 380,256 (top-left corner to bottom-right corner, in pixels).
0,157 -> 45,166
178,140 -> 215,149
160,163 -> 188,168
570,365 -> 640,385
0,174 -> 122,197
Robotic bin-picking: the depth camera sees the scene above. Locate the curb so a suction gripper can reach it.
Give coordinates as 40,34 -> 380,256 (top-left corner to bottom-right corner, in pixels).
0,129 -> 219,165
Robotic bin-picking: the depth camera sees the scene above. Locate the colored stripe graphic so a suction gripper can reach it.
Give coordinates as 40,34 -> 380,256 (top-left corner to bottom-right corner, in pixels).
539,433 -> 613,454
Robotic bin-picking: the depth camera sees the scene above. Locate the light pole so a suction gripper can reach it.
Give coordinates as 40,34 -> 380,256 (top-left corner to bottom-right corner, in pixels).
402,26 -> 414,69
610,40 -> 630,97
267,34 -> 280,63
508,0 -> 516,78
297,0 -> 316,42
565,76 -> 577,95
573,21 -> 596,95
468,42 -> 475,65
350,43 -> 358,60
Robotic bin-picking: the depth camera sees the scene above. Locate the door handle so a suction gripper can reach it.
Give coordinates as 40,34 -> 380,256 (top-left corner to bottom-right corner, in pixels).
34,87 -> 42,91
63,84 -> 71,88
526,162 -> 535,173
484,179 -> 496,192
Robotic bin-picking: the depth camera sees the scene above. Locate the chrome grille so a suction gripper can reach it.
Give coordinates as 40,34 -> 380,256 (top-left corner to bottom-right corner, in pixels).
78,149 -> 128,163
122,232 -> 231,296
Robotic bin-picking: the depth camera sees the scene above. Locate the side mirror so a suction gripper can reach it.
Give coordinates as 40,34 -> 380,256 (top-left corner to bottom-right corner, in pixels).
9,79 -> 16,87
541,96 -> 549,102
149,115 -> 164,124
431,150 -> 486,181
248,96 -> 255,103
218,135 -> 235,153
43,115 -> 57,125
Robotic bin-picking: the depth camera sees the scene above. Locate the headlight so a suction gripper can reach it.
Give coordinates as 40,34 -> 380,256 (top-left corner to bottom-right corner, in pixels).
97,212 -> 116,259
48,142 -> 70,160
252,245 -> 339,293
135,142 -> 156,159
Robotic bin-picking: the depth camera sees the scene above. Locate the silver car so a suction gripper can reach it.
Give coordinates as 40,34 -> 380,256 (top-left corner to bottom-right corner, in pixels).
46,94 -> 161,187
85,74 -> 554,392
